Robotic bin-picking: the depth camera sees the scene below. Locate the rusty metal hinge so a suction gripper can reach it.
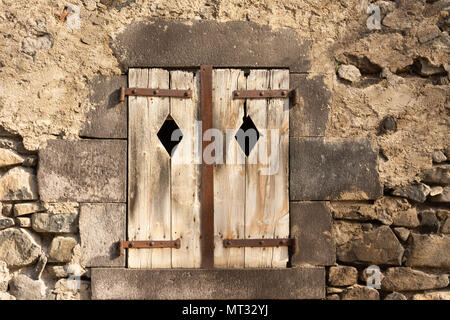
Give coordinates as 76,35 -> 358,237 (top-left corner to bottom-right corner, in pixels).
223,237 -> 299,255
119,239 -> 181,256
119,87 -> 192,103
232,89 -> 300,107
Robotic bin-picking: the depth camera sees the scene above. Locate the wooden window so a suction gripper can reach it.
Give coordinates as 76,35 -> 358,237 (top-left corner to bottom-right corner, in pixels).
127,68 -> 289,268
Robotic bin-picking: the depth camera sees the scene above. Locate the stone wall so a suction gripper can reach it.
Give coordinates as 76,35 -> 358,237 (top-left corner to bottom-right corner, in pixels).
0,0 -> 449,300
0,134 -> 89,300
328,154 -> 450,300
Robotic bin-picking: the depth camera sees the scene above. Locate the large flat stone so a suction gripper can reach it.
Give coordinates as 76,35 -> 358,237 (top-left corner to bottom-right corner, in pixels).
79,203 -> 125,267
290,201 -> 335,266
337,225 -> 404,266
38,139 -> 126,202
91,268 -> 325,300
111,19 -> 311,72
80,75 -> 127,139
289,74 -> 330,137
290,138 -> 383,201
406,234 -> 450,268
382,267 -> 449,291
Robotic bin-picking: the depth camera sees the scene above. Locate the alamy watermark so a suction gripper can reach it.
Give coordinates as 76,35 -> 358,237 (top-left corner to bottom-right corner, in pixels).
366,5 -> 381,30
366,265 -> 382,289
61,4 -> 81,30
360,0 -> 381,30
66,264 -> 82,291
167,121 -> 283,176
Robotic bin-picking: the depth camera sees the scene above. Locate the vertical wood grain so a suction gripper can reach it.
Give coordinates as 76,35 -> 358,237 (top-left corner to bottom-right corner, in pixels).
170,70 -> 201,268
213,69 -> 246,268
267,70 -> 290,268
245,69 -> 289,268
128,68 -> 171,268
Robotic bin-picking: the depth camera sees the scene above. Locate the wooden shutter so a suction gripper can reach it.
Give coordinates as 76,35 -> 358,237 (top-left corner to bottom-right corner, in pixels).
213,69 -> 289,268
127,68 -> 288,269
128,68 -> 201,268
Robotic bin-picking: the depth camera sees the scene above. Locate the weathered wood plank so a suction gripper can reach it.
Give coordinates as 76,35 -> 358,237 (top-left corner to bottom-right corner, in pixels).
128,68 -> 150,268
170,70 -> 201,268
146,69 -> 172,268
244,69 -> 289,268
245,69 -> 270,268
213,69 -> 246,268
268,70 -> 290,268
128,68 -> 171,268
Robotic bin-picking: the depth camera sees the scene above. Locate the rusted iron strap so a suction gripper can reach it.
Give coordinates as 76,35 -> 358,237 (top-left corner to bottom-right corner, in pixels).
233,89 -> 300,106
119,239 -> 181,256
223,238 -> 299,254
200,65 -> 214,269
119,87 -> 192,102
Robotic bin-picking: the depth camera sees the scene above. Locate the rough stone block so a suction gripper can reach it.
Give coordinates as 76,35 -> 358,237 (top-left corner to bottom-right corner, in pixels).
419,210 -> 439,233
382,267 -> 449,291
289,74 -> 330,137
31,213 -> 78,233
0,148 -> 24,168
341,284 -> 379,300
290,138 -> 383,201
80,75 -> 127,139
406,234 -> 450,268
91,268 -> 325,300
330,201 -> 392,225
338,64 -> 361,82
79,203 -> 125,267
290,201 -> 335,266
421,165 -> 450,185
0,167 -> 38,201
9,274 -> 46,300
328,266 -> 358,287
413,291 -> 450,300
393,227 -> 410,241
13,202 -> 45,216
38,139 -> 126,202
49,236 -> 78,262
0,228 -> 41,267
0,217 -> 14,230
392,183 -> 430,203
337,225 -> 404,266
1,203 -> 12,217
112,19 -> 311,72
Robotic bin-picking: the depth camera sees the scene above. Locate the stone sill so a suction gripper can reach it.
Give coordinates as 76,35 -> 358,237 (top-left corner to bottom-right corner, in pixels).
91,267 -> 325,300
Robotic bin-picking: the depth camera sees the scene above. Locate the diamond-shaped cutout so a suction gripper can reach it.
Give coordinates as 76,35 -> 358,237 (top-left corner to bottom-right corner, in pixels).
157,116 -> 183,157
235,115 -> 260,157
